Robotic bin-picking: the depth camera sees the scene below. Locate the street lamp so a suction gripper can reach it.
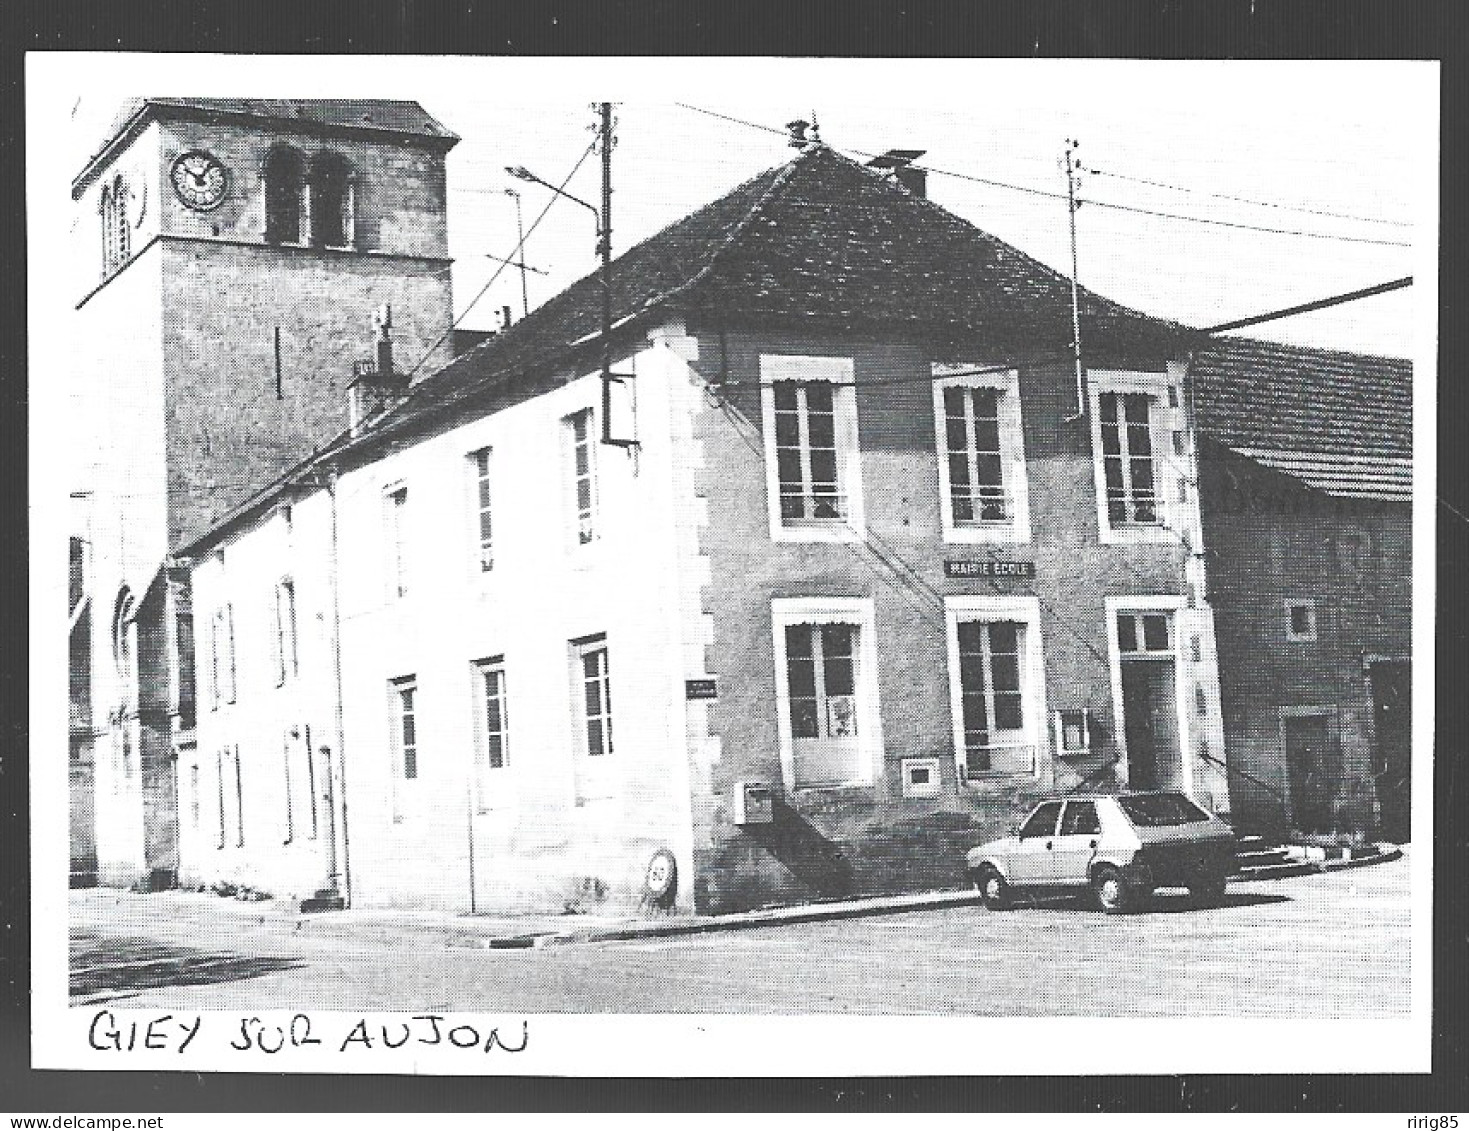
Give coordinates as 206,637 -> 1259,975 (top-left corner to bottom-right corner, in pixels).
505,165 -> 602,246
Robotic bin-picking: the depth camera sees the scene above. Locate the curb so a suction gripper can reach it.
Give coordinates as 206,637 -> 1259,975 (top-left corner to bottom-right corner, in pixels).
443,888 -> 988,949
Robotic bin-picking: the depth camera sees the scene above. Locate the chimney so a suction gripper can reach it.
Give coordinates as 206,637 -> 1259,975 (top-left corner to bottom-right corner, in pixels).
348,304 -> 409,436
496,304 -> 513,332
866,149 -> 928,199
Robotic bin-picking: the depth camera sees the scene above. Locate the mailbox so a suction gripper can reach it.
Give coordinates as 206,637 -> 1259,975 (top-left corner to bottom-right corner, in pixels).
731,781 -> 774,825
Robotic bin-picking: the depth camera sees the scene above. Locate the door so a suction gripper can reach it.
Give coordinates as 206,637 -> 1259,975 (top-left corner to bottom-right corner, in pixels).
1010,801 -> 1062,884
1370,661 -> 1411,842
1046,800 -> 1103,884
785,623 -> 863,788
1284,713 -> 1340,834
1121,659 -> 1182,791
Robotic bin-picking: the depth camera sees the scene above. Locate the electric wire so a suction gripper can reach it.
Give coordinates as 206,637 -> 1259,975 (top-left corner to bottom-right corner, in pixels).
672,102 -> 1412,249
1088,167 -> 1411,228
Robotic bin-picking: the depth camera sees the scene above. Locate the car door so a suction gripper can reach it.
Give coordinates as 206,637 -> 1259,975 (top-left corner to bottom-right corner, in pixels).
1046,800 -> 1103,885
1008,801 -> 1062,884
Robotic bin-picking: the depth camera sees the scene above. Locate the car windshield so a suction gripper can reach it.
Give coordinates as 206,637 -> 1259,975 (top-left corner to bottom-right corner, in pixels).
1116,793 -> 1211,827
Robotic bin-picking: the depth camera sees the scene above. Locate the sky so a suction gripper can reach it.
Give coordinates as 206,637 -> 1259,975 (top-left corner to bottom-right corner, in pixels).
58,57 -> 1434,359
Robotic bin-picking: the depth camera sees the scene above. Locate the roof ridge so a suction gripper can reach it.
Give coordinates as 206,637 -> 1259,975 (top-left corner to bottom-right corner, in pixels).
1203,333 -> 1411,366
646,144 -> 822,313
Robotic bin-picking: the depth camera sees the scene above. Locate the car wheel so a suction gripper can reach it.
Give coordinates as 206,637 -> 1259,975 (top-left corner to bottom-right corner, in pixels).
974,866 -> 1012,911
1092,865 -> 1137,914
1190,873 -> 1228,908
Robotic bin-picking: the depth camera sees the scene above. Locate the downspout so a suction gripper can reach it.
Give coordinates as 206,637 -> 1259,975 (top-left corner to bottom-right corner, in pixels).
325,468 -> 352,906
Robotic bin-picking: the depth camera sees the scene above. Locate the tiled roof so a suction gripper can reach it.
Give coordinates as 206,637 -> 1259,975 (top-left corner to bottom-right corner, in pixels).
76,98 -> 456,192
1192,336 -> 1412,500
364,144 -> 1186,445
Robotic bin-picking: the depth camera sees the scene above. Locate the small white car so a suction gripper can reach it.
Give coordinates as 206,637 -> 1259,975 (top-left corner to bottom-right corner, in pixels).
965,792 -> 1236,913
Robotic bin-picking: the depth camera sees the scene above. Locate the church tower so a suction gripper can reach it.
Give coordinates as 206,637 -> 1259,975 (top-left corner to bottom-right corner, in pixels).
69,99 -> 458,889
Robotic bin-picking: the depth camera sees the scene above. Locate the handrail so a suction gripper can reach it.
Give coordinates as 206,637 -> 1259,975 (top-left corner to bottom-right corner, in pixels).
1196,749 -> 1290,809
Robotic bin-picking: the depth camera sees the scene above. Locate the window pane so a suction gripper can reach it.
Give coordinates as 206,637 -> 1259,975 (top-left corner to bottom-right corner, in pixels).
807,411 -> 835,449
988,621 -> 1019,655
989,654 -> 1021,694
790,698 -> 820,738
486,733 -> 504,770
773,381 -> 798,411
1062,801 -> 1101,836
993,691 -> 1024,731
1142,614 -> 1170,651
786,656 -> 817,698
805,381 -> 834,413
1099,392 -> 1119,424
586,718 -> 604,757
785,624 -> 814,658
942,386 -> 965,419
1291,604 -> 1312,635
774,411 -> 800,447
1123,393 -> 1151,425
1020,802 -> 1061,838
403,748 -> 417,780
1117,614 -> 1138,653
823,656 -> 855,697
956,620 -> 986,653
961,691 -> 990,732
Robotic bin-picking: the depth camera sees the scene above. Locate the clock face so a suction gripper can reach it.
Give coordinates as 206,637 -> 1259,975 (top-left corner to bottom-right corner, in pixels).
170,150 -> 229,211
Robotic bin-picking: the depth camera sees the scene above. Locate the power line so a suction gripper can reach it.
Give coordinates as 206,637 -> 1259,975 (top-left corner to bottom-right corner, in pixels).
671,102 -> 1412,249
403,137 -> 600,385
1088,167 -> 1410,229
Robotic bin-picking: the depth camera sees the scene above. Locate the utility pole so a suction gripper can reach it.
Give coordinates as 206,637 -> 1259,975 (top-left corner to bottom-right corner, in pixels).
598,100 -> 616,446
1063,138 -> 1087,422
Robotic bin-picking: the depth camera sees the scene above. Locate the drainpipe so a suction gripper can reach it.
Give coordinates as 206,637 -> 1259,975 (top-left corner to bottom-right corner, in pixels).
324,468 -> 352,906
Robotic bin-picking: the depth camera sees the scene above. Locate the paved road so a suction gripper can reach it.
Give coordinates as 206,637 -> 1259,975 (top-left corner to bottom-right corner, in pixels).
69,858 -> 1411,1017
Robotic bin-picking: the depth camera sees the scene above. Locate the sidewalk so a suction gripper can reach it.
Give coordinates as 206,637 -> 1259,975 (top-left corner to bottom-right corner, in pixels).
71,844 -> 1403,952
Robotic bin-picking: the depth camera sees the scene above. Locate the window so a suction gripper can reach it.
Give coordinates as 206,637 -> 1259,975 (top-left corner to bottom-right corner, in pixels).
759,355 -> 864,541
273,579 -> 297,685
1060,800 -> 1102,836
574,638 -> 613,760
308,152 -> 355,248
282,730 -> 295,844
472,658 -> 509,812
1287,600 -> 1317,642
215,749 -> 228,849
1089,374 -> 1178,544
391,677 -> 419,782
772,598 -> 882,789
932,365 -> 1030,542
470,448 -> 494,571
112,589 -> 137,714
1099,391 -> 1159,526
220,746 -> 244,847
100,175 -> 129,278
565,410 -> 598,547
211,603 -> 237,705
384,486 -> 409,598
1117,611 -> 1173,655
263,146 -> 306,244
1019,801 -> 1061,839
945,596 -> 1046,782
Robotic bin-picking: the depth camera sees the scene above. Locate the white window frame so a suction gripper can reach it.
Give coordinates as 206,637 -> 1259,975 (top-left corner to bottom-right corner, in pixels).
771,597 -> 884,790
389,675 -> 418,822
931,363 -> 1031,543
383,483 -> 409,599
1089,370 -> 1178,545
469,446 -> 495,574
1286,599 -> 1318,642
1104,595 -> 1195,797
211,602 -> 237,705
759,355 -> 865,543
944,595 -> 1047,784
272,577 -> 297,686
563,409 -> 599,550
472,655 -> 510,813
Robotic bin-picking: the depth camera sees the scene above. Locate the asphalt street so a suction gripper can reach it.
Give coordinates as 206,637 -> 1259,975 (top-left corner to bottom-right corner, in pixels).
68,857 -> 1411,1017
